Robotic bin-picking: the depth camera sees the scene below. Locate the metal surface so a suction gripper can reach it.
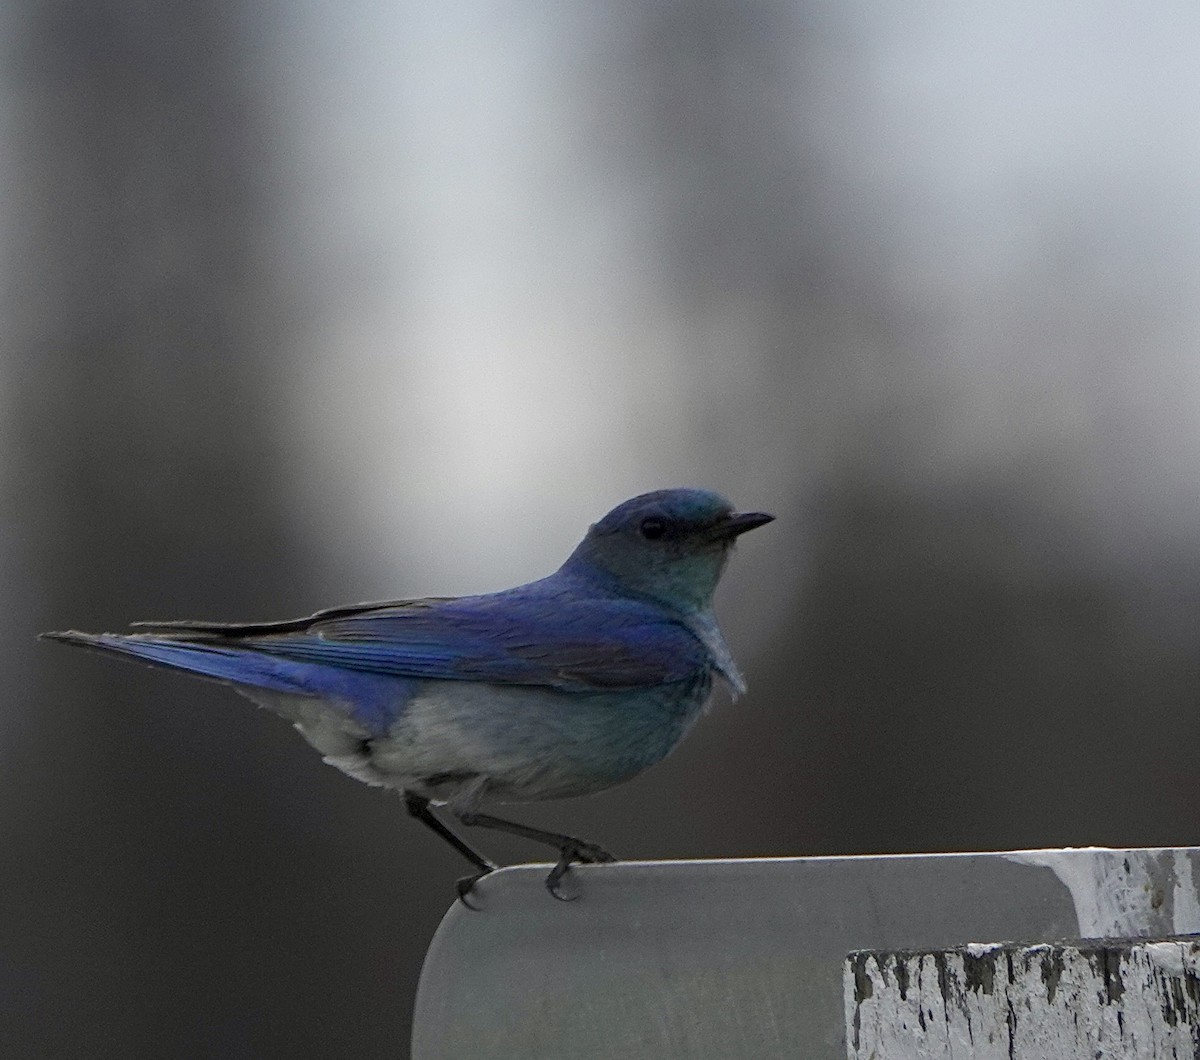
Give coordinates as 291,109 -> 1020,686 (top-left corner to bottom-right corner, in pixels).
412,848 -> 1200,1059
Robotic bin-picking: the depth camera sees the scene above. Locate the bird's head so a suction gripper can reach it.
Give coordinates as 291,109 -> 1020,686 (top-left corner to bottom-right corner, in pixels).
562,489 -> 774,614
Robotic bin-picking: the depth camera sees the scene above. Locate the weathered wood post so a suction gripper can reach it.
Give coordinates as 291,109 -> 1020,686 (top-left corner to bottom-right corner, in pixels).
846,937 -> 1200,1058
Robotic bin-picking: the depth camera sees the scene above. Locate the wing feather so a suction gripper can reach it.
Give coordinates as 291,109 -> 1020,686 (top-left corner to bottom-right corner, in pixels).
168,590 -> 709,692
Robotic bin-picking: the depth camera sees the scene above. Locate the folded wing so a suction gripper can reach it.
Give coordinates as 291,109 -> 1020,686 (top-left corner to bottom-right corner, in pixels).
110,588 -> 711,693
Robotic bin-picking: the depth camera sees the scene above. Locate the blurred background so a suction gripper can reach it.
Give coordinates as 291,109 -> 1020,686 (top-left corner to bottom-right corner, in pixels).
4,1 -> 1200,1055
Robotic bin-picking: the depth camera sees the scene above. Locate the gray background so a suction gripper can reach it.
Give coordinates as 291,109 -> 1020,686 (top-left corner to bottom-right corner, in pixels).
4,3 -> 1200,1057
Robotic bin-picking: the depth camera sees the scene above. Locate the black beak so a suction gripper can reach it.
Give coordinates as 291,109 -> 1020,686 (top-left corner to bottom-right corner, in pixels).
706,510 -> 775,542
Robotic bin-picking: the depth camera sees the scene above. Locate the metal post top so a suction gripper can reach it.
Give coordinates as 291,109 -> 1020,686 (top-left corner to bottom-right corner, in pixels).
413,847 -> 1200,1060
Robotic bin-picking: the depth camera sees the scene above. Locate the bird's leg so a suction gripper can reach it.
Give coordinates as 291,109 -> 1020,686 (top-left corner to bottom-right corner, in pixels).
455,810 -> 617,901
404,792 -> 497,907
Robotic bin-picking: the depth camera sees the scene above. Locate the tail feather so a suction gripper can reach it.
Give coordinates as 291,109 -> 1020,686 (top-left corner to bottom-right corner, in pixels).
41,630 -> 309,693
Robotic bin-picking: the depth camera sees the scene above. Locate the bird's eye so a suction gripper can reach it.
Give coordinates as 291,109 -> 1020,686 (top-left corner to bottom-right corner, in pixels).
639,516 -> 667,540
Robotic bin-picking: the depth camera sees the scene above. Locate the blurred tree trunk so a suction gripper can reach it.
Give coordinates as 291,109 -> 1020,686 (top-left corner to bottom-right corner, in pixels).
593,0 -> 1200,873
0,3 -> 377,1056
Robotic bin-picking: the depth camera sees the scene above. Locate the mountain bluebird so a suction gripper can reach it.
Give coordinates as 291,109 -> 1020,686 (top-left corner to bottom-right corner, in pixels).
44,488 -> 772,900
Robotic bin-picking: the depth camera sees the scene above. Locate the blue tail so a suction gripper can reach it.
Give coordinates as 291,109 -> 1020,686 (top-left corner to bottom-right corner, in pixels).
41,630 -> 311,694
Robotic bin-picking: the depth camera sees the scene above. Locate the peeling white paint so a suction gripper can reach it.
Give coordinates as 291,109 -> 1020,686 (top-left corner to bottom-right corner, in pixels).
1144,940 -> 1185,976
847,939 -> 1200,1059
1003,847 -> 1189,938
1171,849 -> 1200,933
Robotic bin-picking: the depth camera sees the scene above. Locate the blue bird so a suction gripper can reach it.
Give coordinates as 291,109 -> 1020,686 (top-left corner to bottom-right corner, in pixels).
43,489 -> 772,900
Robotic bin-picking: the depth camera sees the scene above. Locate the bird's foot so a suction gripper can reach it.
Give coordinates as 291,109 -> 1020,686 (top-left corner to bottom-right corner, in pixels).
545,838 -> 618,901
573,839 -> 618,864
455,867 -> 494,910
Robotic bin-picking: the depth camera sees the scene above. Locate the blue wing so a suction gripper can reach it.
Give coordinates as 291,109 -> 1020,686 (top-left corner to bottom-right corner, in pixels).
224,588 -> 709,691
52,575 -> 711,695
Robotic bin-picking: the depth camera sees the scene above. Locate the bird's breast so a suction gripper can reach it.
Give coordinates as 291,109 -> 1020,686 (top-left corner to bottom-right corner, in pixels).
375,669 -> 716,803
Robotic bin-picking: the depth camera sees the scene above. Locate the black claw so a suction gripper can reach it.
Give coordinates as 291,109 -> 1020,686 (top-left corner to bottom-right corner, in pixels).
545,858 -> 578,902
573,842 -> 617,865
542,839 -> 619,900
455,869 -> 492,910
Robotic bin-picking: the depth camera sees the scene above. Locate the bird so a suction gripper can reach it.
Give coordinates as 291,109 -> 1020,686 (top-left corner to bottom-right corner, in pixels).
43,488 -> 773,902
